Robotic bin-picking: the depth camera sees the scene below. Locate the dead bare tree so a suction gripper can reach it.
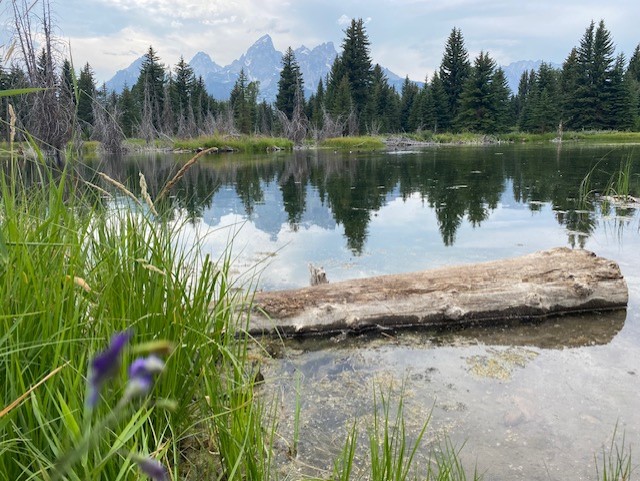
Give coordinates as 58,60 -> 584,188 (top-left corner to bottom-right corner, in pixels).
311,108 -> 345,142
137,82 -> 157,143
10,0 -> 73,154
276,80 -> 309,145
92,98 -> 125,154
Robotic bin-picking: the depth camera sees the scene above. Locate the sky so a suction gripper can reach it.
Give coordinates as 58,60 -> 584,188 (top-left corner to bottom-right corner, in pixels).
5,0 -> 640,84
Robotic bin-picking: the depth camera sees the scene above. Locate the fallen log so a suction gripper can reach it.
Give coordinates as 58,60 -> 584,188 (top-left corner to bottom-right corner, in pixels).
248,248 -> 628,337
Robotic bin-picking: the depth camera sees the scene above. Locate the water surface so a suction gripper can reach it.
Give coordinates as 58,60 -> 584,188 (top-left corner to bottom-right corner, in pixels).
95,144 -> 639,480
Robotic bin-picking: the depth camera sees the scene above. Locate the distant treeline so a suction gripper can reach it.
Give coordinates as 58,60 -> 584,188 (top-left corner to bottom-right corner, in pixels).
2,8 -> 640,150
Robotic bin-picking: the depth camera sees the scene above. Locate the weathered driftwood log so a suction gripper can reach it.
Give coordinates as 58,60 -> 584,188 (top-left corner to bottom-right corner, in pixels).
249,248 -> 628,337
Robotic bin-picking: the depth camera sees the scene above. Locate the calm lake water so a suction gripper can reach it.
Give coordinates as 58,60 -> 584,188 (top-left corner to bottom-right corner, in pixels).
95,143 -> 639,480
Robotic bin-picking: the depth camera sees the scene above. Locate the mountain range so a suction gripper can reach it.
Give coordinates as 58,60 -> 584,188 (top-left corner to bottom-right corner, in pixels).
105,34 -> 557,102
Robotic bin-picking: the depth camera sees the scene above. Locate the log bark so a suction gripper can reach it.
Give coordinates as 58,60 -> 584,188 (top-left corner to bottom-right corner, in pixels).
248,248 -> 628,337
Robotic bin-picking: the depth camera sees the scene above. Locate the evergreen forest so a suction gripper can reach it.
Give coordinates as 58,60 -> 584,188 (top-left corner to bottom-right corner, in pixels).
2,12 -> 640,150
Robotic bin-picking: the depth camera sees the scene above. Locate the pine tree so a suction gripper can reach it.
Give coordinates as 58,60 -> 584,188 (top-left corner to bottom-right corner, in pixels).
61,59 -> 74,104
514,70 -> 533,129
117,85 -> 137,138
172,56 -> 195,122
440,27 -> 471,131
276,47 -> 304,120
490,67 -> 512,132
365,64 -> 399,133
341,18 -> 373,118
628,44 -> 640,82
628,44 -> 640,129
456,51 -> 498,132
592,20 -> 616,128
325,18 -> 373,131
423,72 -> 448,133
308,78 -> 325,128
531,63 -> 561,133
133,46 -> 166,134
77,63 -> 96,136
569,20 -> 616,129
399,76 -> 420,132
332,74 -> 353,122
230,69 -> 259,134
607,54 -> 634,130
560,48 -> 581,128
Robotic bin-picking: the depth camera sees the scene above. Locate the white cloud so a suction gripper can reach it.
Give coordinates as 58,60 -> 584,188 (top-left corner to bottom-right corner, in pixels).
337,14 -> 351,26
60,0 -> 640,86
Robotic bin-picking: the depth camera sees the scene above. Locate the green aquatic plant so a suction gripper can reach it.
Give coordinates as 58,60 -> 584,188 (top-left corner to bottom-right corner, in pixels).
596,424 -> 634,481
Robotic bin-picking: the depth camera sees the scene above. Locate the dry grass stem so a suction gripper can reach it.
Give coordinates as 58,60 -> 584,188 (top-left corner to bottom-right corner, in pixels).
84,180 -> 113,199
67,275 -> 92,293
0,364 -> 68,419
139,172 -> 159,216
98,172 -> 143,207
8,103 -> 16,145
156,147 -> 217,201
135,258 -> 166,276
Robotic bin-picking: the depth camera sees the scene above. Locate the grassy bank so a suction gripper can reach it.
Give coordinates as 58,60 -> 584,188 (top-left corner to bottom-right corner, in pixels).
0,153 -> 269,480
403,130 -> 640,145
320,136 -> 386,151
172,135 -> 293,153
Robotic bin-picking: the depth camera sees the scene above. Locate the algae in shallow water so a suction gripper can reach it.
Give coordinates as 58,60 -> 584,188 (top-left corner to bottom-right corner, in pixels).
466,347 -> 539,380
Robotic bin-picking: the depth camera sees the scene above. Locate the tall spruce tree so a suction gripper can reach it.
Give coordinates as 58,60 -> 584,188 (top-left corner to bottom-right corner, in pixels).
307,78 -> 325,128
230,69 -> 259,134
341,18 -> 373,117
77,63 -> 96,135
490,67 -> 512,132
133,46 -> 166,134
607,54 -> 634,130
365,64 -> 399,133
456,51 -> 499,132
560,47 -> 581,128
628,45 -> 640,82
117,85 -> 137,138
276,47 -> 304,120
172,57 -> 195,118
399,76 -> 420,132
628,44 -> 640,129
440,27 -> 471,131
514,70 -> 533,129
422,72 -> 449,133
569,20 -> 616,129
325,18 -> 373,131
531,63 -> 561,133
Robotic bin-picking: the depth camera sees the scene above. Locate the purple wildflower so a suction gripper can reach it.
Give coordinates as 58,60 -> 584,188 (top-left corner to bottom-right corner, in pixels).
133,455 -> 169,481
88,330 -> 132,407
124,355 -> 165,400
129,355 -> 165,378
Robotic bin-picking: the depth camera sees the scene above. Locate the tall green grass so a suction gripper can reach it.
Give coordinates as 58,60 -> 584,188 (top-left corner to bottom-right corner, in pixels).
0,149 -> 269,479
596,425 -> 633,481
173,135 -> 293,153
330,384 -> 479,481
320,136 -> 385,151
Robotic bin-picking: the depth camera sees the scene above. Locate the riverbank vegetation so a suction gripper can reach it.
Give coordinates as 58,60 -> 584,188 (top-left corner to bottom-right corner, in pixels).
2,3 -> 640,154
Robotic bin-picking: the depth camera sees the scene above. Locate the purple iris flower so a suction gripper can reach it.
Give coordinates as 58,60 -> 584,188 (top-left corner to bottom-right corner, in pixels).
124,355 -> 165,400
133,455 -> 169,481
87,330 -> 132,407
